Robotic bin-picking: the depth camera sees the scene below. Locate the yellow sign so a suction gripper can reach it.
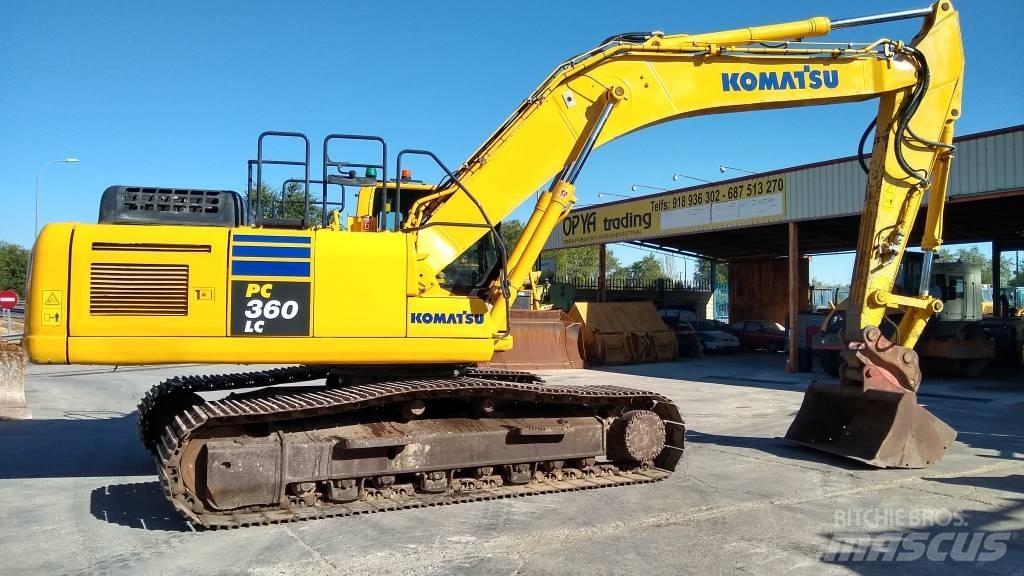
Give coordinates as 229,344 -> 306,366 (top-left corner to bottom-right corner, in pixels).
42,290 -> 62,307
560,174 -> 787,247
41,310 -> 62,326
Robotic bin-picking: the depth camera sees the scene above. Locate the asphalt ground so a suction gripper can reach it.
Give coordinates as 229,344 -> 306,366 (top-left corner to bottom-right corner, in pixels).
1,353 -> 1022,575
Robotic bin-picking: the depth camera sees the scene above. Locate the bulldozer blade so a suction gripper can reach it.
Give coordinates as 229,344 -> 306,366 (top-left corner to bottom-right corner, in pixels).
784,380 -> 956,468
484,310 -> 586,370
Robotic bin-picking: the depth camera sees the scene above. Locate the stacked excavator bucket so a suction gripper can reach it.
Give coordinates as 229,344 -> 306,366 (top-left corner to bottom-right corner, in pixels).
485,309 -> 586,370
486,302 -> 678,370
569,302 -> 678,365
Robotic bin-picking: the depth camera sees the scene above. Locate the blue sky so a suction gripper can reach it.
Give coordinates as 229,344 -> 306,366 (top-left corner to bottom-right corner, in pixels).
2,0 -> 1022,283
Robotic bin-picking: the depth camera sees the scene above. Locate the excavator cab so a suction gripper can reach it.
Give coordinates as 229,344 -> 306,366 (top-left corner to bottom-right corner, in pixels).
349,178 -> 435,232
247,131 -> 452,235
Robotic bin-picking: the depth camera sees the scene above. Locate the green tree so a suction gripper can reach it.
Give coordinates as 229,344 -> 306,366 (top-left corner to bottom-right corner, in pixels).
606,251 -> 624,280
626,254 -> 666,282
936,245 -> 1013,285
499,219 -> 525,252
544,246 -> 600,278
0,242 -> 30,297
540,245 -> 623,279
693,259 -> 728,288
250,182 -> 323,226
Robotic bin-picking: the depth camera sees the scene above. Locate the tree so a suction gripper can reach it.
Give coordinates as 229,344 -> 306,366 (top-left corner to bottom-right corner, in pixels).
661,255 -> 677,279
626,254 -> 666,282
606,251 -> 624,280
544,246 -> 601,278
0,242 -> 30,297
249,182 -> 323,226
499,219 -> 525,252
693,259 -> 728,288
539,244 -> 624,280
935,245 -> 1013,285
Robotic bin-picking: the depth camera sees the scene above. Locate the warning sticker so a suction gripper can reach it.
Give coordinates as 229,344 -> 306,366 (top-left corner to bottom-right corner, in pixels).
42,290 -> 62,307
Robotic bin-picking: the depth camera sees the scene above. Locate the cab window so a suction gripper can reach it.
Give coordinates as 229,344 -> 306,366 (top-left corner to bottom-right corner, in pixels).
439,232 -> 500,295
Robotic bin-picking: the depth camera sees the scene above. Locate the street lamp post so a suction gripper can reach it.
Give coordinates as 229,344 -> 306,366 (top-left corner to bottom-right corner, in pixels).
630,184 -> 669,193
597,192 -> 633,200
36,158 -> 79,236
719,165 -> 756,175
672,173 -> 712,183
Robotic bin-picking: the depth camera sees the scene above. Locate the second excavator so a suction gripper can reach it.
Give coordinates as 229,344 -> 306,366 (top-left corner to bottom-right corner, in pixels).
25,2 -> 963,527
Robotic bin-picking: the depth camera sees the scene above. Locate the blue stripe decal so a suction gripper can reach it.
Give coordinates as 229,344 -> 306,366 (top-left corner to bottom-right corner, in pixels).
233,234 -> 311,244
231,245 -> 311,259
231,260 -> 311,277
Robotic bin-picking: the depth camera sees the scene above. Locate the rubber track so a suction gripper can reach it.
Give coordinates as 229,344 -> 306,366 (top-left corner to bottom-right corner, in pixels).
139,367 -> 684,529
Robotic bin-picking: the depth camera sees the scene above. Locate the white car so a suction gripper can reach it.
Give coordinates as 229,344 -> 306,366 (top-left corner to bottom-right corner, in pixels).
692,320 -> 740,353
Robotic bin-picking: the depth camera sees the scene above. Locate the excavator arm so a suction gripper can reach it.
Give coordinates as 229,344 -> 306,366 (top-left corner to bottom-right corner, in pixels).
412,2 -> 963,467
412,3 -> 961,298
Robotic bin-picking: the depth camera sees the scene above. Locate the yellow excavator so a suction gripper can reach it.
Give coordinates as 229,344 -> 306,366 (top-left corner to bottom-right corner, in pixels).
26,2 -> 962,527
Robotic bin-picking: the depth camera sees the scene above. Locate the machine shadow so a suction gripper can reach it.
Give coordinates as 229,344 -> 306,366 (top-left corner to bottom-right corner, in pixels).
90,481 -> 191,532
927,474 -> 1024,496
0,411 -> 152,479
593,356 -> 1024,466
685,429 -> 878,471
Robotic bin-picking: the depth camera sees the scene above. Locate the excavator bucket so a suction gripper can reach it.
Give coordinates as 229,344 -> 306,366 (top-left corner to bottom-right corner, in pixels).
569,302 -> 678,365
785,381 -> 956,468
485,310 -> 586,370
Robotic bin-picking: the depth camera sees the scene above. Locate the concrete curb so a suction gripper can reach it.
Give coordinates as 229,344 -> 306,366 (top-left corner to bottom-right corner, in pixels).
0,345 -> 31,420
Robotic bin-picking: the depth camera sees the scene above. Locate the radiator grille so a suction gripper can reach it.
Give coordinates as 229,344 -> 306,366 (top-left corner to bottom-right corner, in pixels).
90,263 -> 189,316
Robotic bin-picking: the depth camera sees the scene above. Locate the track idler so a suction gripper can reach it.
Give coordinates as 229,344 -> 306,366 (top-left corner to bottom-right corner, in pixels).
785,327 -> 956,468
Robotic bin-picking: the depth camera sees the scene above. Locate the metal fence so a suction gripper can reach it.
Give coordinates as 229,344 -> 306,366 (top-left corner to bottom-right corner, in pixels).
713,283 -> 729,322
810,286 -> 850,310
557,276 -> 712,293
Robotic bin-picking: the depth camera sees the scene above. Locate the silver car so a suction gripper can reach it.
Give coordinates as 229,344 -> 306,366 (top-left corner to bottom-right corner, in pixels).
692,320 -> 740,353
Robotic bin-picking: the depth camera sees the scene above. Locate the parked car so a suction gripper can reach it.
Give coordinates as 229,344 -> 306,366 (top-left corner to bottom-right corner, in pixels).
729,320 -> 786,352
692,320 -> 740,353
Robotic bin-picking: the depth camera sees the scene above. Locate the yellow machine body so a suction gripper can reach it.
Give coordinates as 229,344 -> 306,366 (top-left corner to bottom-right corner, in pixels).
26,223 -> 496,365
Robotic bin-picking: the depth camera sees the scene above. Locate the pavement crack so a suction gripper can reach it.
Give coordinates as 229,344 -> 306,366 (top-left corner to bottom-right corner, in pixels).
697,444 -> 845,475
282,526 -> 339,571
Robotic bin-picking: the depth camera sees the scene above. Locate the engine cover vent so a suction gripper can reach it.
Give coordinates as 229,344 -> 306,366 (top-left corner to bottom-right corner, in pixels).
99,186 -> 243,227
92,242 -> 212,253
90,263 -> 189,316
